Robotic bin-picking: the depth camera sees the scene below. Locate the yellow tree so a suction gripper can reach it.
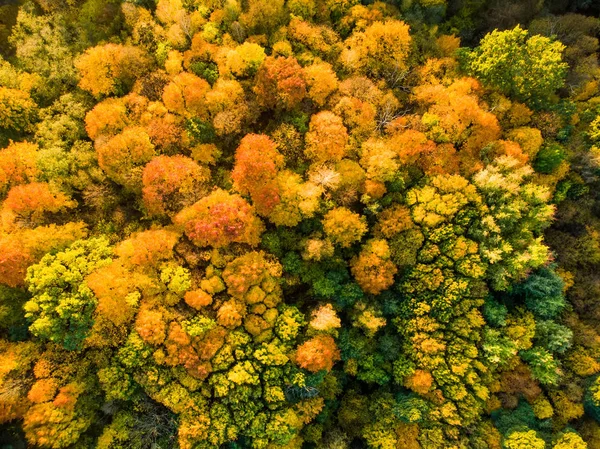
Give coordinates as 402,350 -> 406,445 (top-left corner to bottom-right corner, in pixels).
75,44 -> 151,98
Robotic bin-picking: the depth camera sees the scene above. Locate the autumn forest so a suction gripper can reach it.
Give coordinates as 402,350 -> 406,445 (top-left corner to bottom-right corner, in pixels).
1,0 -> 600,447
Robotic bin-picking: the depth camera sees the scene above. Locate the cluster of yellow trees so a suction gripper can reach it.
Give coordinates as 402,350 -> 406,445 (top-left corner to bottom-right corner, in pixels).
1,0 -> 600,448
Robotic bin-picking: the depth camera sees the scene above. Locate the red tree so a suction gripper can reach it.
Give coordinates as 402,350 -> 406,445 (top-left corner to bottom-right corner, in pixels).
173,189 -> 264,248
253,56 -> 307,110
232,134 -> 284,216
142,155 -> 210,216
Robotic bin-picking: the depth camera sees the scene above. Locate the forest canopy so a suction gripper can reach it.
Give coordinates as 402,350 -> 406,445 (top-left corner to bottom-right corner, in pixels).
1,0 -> 600,448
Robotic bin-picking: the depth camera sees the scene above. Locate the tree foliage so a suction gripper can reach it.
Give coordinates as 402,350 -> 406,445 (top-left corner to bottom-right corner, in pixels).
465,25 -> 568,108
0,1 -> 596,448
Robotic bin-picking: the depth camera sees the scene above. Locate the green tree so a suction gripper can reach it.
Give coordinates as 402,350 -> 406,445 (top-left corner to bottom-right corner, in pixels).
465,25 -> 568,108
9,7 -> 78,100
534,320 -> 572,354
24,237 -> 113,350
515,267 -> 566,319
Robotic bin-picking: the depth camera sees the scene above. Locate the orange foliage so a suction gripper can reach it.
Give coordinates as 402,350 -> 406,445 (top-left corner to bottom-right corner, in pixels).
27,378 -> 58,404
217,299 -> 247,328
87,262 -> 139,327
413,77 -> 501,173
135,306 -> 167,345
95,126 -> 156,190
205,79 -> 249,136
482,140 -> 529,166
295,335 -> 341,372
416,143 -> 460,175
305,111 -> 349,163
232,134 -> 284,216
164,322 -> 213,379
184,289 -> 213,309
338,76 -> 383,104
309,304 -> 341,333
437,34 -> 461,57
373,205 -> 413,239
222,251 -> 281,301
365,180 -> 386,199
253,56 -> 307,110
183,35 -> 218,73
388,129 -> 436,165
76,44 -> 151,98
287,17 -> 341,59
350,239 -> 397,295
22,402 -> 76,447
145,112 -> 187,152
195,327 -> 226,362
162,72 -> 210,118
4,182 -> 75,221
174,189 -> 264,248
0,342 -> 37,423
0,236 -> 33,287
142,155 -> 210,216
333,96 -> 376,139
304,62 -> 339,107
0,141 -> 39,195
0,223 -> 87,287
115,229 -> 179,266
404,369 -> 434,395
52,383 -> 83,410
85,98 -> 128,140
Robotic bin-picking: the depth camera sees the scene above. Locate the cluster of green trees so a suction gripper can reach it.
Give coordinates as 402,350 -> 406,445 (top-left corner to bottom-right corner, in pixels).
1,0 -> 600,448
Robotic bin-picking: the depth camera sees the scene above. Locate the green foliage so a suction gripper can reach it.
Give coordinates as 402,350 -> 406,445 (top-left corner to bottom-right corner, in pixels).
534,320 -> 573,354
160,264 -> 191,295
483,296 -> 508,327
534,143 -> 565,174
473,158 -> 555,291
97,366 -> 139,401
521,347 -> 561,386
0,284 -> 29,340
515,267 -> 566,319
36,140 -> 106,193
0,0 -> 598,448
186,118 -> 216,144
483,328 -> 518,366
189,60 -> 219,85
9,7 -> 78,101
76,0 -> 124,47
492,400 -> 543,436
34,94 -> 89,150
465,25 -> 568,108
586,376 -> 600,422
23,238 -> 113,350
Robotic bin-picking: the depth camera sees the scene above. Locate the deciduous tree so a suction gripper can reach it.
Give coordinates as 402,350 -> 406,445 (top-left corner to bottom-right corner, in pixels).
142,155 -> 210,216
174,189 -> 264,248
232,134 -> 284,216
465,25 -> 568,108
76,44 -> 151,98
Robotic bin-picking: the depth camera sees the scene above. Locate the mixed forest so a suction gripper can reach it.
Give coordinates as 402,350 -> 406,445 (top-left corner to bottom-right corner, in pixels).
1,0 -> 600,447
